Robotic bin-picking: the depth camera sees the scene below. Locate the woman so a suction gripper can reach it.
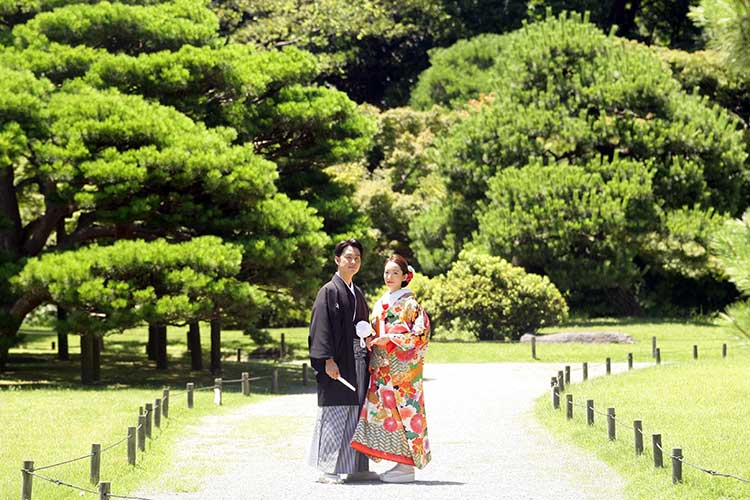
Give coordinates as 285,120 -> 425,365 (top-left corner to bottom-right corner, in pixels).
350,254 -> 431,483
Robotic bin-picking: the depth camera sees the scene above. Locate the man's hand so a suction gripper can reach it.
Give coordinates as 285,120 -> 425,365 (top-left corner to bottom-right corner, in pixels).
325,358 -> 340,379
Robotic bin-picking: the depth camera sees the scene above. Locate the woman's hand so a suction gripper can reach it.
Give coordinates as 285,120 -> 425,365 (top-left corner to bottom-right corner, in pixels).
370,336 -> 392,347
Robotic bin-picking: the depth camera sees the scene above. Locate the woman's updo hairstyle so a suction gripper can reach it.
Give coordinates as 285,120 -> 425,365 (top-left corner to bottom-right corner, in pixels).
386,254 -> 415,287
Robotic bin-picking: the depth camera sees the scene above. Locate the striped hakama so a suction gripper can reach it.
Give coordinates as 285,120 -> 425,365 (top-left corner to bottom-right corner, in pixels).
308,340 -> 370,474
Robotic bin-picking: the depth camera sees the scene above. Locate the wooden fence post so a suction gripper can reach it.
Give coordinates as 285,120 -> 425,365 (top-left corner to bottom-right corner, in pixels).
242,372 -> 250,396
693,345 -> 698,360
656,348 -> 661,365
607,408 -> 616,440
552,384 -> 560,409
634,420 -> 643,456
582,362 -> 588,381
302,364 -> 308,386
162,388 -> 169,418
90,443 -> 101,485
564,366 -> 570,384
187,382 -> 194,409
606,357 -> 611,375
154,398 -> 161,429
272,368 -> 279,393
137,414 -> 146,452
531,336 -> 536,359
21,460 -> 33,500
280,333 -> 286,358
653,434 -> 663,468
672,448 -> 683,483
723,343 -> 727,358
214,378 -> 223,405
557,370 -> 565,393
237,348 -> 242,363
98,481 -> 110,500
652,336 -> 657,358
127,427 -> 136,465
566,394 -> 573,420
627,353 -> 633,370
586,400 -> 594,426
145,403 -> 153,438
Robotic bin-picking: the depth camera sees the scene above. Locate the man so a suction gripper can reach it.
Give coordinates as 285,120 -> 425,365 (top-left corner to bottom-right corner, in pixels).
307,239 -> 377,483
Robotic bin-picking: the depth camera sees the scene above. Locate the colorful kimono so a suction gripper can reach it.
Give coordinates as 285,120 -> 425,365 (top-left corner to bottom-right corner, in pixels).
350,288 -> 431,469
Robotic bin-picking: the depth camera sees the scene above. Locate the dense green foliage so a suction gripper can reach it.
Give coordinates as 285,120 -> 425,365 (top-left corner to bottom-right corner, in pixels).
0,0 -> 376,371
711,210 -> 750,338
15,237 -> 265,335
347,106 -> 459,286
421,250 -> 568,341
474,159 -> 657,308
690,0 -> 750,71
408,13 -> 749,313
212,1 -> 704,106
656,47 -> 750,123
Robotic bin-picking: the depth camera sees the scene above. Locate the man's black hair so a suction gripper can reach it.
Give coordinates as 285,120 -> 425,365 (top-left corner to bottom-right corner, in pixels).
334,238 -> 364,258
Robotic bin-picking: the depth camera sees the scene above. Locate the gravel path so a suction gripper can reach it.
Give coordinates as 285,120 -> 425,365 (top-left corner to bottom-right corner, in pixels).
136,363 -> 630,500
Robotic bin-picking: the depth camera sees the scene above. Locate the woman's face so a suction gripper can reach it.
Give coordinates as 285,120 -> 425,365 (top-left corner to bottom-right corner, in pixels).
383,261 -> 405,293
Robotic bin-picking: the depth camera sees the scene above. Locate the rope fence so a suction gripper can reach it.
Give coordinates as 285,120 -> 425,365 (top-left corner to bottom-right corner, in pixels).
20,362 -> 313,500
548,341 -> 749,489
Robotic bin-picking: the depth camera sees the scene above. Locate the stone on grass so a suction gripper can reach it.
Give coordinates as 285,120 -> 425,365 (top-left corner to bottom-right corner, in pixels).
520,331 -> 634,344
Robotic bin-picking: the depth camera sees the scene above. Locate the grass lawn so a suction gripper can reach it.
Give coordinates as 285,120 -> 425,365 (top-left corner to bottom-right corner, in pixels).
2,317 -> 746,498
2,389 -> 269,499
427,317 -> 747,364
1,324 -> 310,499
535,354 -> 750,499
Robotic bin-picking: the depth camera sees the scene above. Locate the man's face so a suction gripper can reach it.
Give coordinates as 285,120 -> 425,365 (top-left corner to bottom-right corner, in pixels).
335,246 -> 361,277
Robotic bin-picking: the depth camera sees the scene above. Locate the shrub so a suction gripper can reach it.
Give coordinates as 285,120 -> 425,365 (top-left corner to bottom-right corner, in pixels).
475,158 -> 657,310
428,250 -> 568,341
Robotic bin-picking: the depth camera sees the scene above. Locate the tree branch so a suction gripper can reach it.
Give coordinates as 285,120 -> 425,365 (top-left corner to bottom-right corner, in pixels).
22,203 -> 70,257
10,290 -> 48,321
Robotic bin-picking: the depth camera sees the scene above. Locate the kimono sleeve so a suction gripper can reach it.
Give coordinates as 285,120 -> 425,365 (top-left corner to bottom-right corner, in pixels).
309,286 -> 335,360
390,298 -> 430,351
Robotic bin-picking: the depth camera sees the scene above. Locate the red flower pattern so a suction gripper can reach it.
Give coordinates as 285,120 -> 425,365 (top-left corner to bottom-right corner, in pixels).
383,417 -> 398,432
381,389 -> 397,409
410,414 -> 424,433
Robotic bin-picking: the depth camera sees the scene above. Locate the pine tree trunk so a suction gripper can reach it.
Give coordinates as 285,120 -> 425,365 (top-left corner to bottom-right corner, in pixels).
606,287 -> 642,316
147,324 -> 156,360
0,304 -> 22,372
57,307 -> 69,360
93,335 -> 101,382
0,345 -> 7,373
189,322 -> 203,371
156,325 -> 168,369
210,318 -> 221,375
81,334 -> 94,384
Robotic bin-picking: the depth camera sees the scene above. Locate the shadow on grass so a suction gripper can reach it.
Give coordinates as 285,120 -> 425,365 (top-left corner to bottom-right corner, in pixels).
1,350 -> 315,396
558,316 -> 716,328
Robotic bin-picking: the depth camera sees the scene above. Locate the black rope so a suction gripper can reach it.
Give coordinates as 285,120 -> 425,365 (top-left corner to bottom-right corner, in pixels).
32,453 -> 93,471
22,470 -> 99,494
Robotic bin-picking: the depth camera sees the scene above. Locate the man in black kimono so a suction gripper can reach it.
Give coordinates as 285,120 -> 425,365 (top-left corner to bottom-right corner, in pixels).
307,239 -> 376,483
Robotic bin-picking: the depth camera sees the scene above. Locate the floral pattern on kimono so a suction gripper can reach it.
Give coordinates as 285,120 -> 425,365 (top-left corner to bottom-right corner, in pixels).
350,289 -> 431,469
